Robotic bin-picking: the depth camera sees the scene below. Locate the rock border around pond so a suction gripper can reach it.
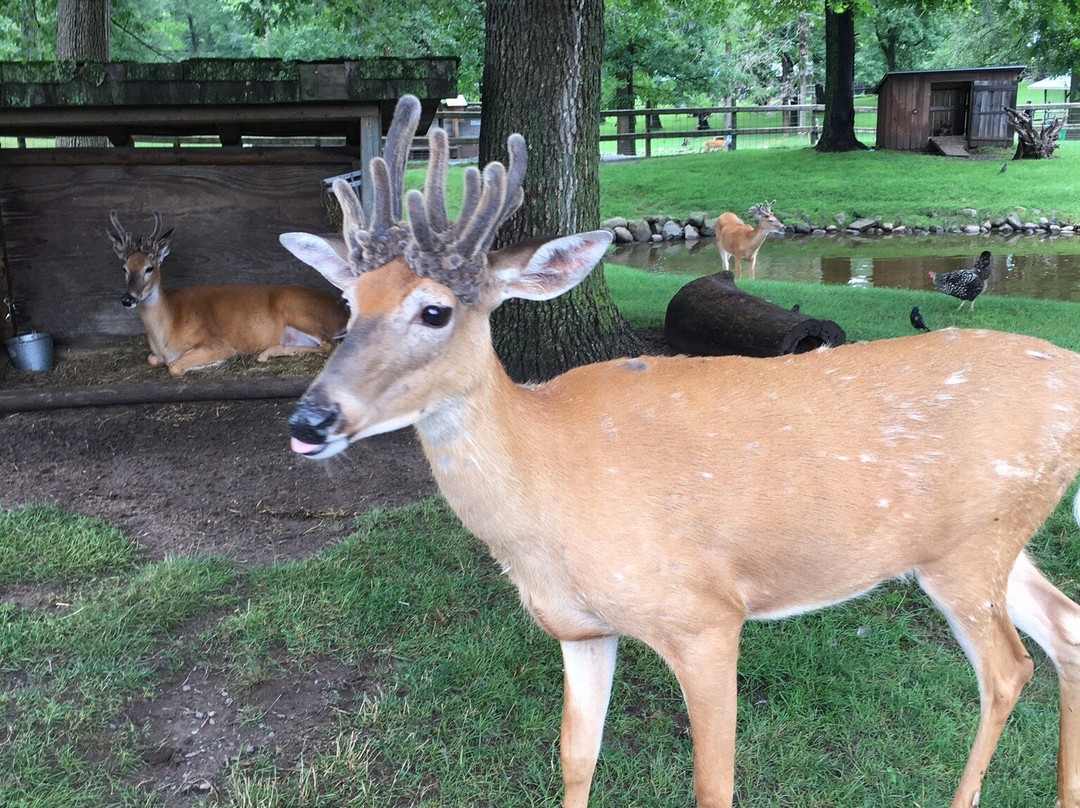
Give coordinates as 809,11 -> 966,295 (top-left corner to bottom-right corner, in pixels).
601,209 -> 1077,244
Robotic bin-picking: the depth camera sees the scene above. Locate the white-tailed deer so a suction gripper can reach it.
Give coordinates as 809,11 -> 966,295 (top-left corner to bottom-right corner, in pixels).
714,200 -> 784,279
703,137 -> 728,152
286,96 -> 1080,808
107,211 -> 348,376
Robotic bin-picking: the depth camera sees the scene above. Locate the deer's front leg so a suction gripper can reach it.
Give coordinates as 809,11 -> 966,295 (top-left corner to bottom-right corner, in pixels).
661,620 -> 743,808
167,343 -> 235,375
560,635 -> 619,808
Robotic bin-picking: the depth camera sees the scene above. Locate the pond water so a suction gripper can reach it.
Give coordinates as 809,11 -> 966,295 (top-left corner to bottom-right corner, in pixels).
609,234 -> 1080,303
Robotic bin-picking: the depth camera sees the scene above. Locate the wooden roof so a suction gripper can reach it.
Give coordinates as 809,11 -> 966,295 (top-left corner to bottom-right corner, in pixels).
873,65 -> 1025,94
0,58 -> 458,144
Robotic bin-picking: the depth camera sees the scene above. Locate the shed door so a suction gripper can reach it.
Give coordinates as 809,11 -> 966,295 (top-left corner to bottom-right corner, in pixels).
968,80 -> 1015,147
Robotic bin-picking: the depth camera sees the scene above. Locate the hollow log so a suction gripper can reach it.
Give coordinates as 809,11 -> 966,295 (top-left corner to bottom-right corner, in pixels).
664,271 -> 846,357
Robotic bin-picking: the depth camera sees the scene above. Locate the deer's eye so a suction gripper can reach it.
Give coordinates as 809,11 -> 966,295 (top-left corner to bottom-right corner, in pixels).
420,305 -> 452,328
143,266 -> 153,275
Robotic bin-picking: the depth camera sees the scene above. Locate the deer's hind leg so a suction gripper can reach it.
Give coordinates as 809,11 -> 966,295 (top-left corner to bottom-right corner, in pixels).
256,326 -> 331,362
916,558 -> 1034,808
1008,551 -> 1080,808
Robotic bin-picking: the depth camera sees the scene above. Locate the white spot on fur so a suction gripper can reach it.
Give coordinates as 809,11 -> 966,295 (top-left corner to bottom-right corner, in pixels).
877,499 -> 890,508
745,443 -> 761,452
600,416 -> 617,438
995,460 -> 1033,479
701,472 -> 714,479
1047,373 -> 1065,390
860,453 -> 876,463
834,455 -> 850,462
944,367 -> 969,385
1027,349 -> 1053,360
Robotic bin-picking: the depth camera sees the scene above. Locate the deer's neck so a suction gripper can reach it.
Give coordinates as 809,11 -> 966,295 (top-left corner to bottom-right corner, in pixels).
136,279 -> 177,357
415,356 -> 547,549
748,222 -> 771,251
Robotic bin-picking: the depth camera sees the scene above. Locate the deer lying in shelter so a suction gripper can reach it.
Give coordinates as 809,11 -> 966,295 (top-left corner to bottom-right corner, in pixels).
108,211 -> 347,376
284,95 -> 1080,808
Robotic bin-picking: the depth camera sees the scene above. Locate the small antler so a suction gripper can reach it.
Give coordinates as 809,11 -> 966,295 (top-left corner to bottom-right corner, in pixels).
108,210 -> 173,259
404,127 -> 526,303
748,199 -> 777,219
332,95 -> 422,275
108,209 -> 135,259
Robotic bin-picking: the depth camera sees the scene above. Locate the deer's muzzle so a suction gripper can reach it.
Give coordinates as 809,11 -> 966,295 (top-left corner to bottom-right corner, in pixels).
288,399 -> 344,457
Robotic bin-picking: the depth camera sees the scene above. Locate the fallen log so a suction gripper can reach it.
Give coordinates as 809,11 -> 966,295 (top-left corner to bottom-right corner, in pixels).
664,271 -> 846,357
0,376 -> 310,413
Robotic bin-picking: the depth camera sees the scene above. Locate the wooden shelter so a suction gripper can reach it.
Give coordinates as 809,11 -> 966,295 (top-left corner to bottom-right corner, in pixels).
874,65 -> 1024,153
0,58 -> 457,346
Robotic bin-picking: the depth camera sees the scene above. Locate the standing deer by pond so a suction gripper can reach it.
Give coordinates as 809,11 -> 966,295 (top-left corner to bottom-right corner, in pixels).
285,95 -> 1080,808
108,210 -> 347,376
714,200 -> 784,279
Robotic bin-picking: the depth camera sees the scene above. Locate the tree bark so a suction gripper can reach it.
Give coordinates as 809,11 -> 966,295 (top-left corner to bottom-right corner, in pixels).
56,0 -> 111,148
815,3 -> 867,153
615,63 -> 637,157
481,0 -> 643,383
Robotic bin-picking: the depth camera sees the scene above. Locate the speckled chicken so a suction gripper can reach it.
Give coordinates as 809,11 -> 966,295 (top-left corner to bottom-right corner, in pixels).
928,251 -> 992,311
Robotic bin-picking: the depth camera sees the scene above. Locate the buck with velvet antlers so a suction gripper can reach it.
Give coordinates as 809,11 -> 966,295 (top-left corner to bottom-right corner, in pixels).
108,210 -> 348,376
714,200 -> 784,279
283,96 -> 1080,808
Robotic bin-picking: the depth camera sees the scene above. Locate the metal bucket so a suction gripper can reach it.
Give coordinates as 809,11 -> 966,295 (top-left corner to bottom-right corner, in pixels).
5,332 -> 53,372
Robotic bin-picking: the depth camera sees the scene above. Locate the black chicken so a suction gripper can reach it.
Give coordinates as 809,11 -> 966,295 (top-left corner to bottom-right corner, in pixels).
927,251 -> 992,311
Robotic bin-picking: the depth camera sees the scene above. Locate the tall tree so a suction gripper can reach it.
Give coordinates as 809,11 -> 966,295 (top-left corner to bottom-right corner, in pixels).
815,2 -> 867,151
56,0 -> 110,147
480,0 -> 642,382
57,0 -> 109,60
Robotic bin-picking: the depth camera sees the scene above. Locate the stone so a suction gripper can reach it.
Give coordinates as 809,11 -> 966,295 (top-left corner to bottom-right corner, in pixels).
684,224 -> 700,240
628,219 -> 651,242
686,211 -> 707,229
611,226 -> 633,244
849,218 -> 876,232
662,220 -> 683,240
1006,213 -> 1024,230
602,216 -> 628,230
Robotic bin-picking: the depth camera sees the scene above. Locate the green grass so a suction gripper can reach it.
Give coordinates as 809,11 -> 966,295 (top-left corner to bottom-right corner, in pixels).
0,505 -> 139,585
598,141 -> 1080,226
4,273 -> 1080,806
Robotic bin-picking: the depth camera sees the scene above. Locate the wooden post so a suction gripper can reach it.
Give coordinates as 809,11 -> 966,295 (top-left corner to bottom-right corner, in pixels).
644,101 -> 652,157
730,101 -> 738,151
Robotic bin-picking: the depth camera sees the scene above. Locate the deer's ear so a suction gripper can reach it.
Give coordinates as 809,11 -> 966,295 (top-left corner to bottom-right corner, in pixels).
280,233 -> 354,290
490,231 -> 612,302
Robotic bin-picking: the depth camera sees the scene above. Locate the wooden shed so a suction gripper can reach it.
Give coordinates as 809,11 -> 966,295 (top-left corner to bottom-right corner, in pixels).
874,65 -> 1024,153
0,58 -> 457,347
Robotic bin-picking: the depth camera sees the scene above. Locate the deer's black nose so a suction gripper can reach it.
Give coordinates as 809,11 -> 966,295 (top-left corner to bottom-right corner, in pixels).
120,293 -> 137,308
288,400 -> 340,446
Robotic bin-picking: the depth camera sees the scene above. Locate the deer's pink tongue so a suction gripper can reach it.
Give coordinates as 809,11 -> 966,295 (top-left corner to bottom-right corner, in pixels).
290,437 -> 323,455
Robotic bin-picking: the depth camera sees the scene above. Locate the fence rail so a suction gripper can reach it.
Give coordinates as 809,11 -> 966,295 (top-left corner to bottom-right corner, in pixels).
8,101 -> 1080,155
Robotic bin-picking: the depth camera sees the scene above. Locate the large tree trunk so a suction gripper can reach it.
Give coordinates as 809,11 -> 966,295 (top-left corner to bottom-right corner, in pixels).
481,0 -> 643,383
815,3 -> 866,153
56,0 -> 111,148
